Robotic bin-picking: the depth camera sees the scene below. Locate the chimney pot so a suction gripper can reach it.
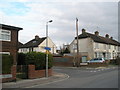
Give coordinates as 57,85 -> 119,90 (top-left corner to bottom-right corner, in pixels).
35,35 -> 39,40
110,37 -> 113,39
95,31 -> 99,36
82,28 -> 86,34
105,34 -> 109,38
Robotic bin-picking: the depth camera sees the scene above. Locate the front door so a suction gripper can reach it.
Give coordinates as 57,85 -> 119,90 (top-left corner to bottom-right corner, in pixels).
82,56 -> 87,63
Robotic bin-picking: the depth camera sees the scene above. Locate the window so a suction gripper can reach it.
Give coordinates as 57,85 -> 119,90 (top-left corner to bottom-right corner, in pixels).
0,29 -> 11,41
104,44 -> 106,49
109,45 -> 111,49
95,43 -> 99,49
95,52 -> 97,58
32,41 -> 36,43
0,52 -> 10,55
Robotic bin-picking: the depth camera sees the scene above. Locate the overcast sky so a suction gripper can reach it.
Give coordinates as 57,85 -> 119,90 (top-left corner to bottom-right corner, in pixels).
0,0 -> 119,49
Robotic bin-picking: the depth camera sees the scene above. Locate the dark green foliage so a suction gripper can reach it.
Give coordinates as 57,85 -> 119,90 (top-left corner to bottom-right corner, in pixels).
17,53 -> 26,65
2,54 -> 13,74
25,52 -> 53,70
48,54 -> 53,69
60,48 -> 70,55
63,48 -> 70,54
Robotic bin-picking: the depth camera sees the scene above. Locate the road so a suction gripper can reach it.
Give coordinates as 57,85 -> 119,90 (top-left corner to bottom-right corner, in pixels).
30,66 -> 118,88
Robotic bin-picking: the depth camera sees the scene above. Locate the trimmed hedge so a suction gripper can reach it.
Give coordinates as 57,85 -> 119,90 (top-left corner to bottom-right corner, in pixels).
2,54 -> 13,74
18,52 -> 53,70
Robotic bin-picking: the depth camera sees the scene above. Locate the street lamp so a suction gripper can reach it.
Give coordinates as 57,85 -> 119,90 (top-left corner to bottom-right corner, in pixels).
46,20 -> 53,77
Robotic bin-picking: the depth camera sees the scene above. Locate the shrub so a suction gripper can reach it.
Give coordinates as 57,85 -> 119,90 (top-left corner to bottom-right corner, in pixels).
25,52 -> 53,70
2,54 -> 13,74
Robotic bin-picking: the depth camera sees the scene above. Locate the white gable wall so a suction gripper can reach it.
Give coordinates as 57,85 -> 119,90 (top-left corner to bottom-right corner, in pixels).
69,38 -> 94,59
38,37 -> 57,54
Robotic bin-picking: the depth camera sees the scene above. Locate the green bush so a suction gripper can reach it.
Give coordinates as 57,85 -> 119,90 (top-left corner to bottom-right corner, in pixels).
2,54 -> 13,74
25,52 -> 53,70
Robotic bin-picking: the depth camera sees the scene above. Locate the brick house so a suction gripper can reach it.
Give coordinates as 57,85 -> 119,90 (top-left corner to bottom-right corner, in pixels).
0,24 -> 23,64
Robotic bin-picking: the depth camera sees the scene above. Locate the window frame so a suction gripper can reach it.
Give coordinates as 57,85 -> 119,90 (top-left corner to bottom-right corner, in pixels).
0,29 -> 11,41
95,43 -> 99,49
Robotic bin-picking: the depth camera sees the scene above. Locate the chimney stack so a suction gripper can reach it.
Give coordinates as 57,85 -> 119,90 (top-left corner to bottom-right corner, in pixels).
94,31 -> 99,36
82,28 -> 86,34
110,37 -> 113,40
35,35 -> 39,40
105,34 -> 109,38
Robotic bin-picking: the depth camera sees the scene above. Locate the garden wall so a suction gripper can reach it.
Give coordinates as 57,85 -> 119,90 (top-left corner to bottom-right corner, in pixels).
2,65 -> 16,82
28,65 -> 52,79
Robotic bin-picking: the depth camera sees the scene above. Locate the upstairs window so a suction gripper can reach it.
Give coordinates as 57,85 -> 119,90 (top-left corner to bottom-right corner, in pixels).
95,43 -> 99,49
104,44 -> 106,50
109,45 -> 111,49
0,29 -> 11,41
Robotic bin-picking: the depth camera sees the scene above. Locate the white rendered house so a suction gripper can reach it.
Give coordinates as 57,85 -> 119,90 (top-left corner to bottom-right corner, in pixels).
69,29 -> 120,61
19,35 -> 57,54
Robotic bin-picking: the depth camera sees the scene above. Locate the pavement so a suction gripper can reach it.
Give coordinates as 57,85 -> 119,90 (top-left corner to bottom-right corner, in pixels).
2,72 -> 69,88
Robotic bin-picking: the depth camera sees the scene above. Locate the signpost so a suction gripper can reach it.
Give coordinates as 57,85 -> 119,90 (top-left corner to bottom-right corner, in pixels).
44,47 -> 51,51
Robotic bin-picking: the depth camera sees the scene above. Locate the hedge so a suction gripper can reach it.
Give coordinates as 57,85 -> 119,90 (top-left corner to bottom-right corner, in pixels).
18,52 -> 53,70
2,54 -> 13,74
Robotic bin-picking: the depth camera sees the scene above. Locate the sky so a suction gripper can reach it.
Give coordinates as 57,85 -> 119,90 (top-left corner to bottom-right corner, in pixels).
0,0 -> 119,49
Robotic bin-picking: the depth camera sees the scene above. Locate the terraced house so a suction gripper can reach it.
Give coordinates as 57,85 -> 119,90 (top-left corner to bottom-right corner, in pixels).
69,29 -> 120,62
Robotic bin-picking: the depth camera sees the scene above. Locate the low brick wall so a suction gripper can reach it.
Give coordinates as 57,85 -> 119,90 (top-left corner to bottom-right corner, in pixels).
54,62 -> 74,67
87,62 -> 108,67
2,65 -> 16,82
28,65 -> 52,79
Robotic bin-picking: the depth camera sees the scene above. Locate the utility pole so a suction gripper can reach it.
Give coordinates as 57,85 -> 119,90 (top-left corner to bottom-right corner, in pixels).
76,18 -> 79,67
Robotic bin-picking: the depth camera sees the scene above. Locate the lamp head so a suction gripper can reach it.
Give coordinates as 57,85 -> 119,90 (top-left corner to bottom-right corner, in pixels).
49,20 -> 53,23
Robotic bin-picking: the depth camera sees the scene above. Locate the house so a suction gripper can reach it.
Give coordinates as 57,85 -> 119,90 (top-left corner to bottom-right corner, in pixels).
0,24 -> 22,82
69,29 -> 120,62
19,35 -> 57,54
0,24 -> 23,64
18,42 -> 23,48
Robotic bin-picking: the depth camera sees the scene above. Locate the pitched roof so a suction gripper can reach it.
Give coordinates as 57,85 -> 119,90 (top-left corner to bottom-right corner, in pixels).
75,32 -> 120,46
18,42 -> 24,48
21,37 -> 46,48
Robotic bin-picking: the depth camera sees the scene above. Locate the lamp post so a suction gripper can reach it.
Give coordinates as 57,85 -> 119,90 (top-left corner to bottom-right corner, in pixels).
46,20 -> 53,77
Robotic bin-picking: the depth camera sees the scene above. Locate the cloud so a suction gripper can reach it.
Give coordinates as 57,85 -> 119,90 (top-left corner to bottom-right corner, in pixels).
0,1 -> 118,49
